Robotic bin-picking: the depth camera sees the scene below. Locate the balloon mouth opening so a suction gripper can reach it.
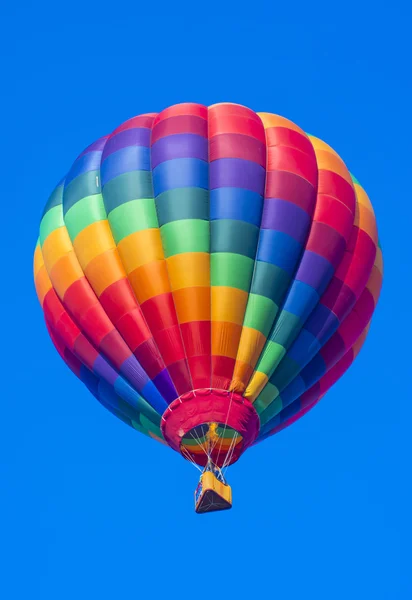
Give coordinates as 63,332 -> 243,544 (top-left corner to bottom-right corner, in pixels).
161,388 -> 260,468
181,423 -> 244,468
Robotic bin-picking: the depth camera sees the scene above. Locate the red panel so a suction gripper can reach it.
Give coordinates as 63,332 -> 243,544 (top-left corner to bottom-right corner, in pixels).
43,289 -> 65,325
318,171 -> 356,214
211,355 -> 236,390
116,309 -> 151,351
99,278 -> 140,322
112,114 -> 156,134
63,278 -> 98,322
319,350 -> 354,394
265,127 -> 315,155
180,321 -> 211,358
208,114 -> 266,144
209,103 -> 263,123
320,278 -> 356,321
153,325 -> 186,366
166,359 -> 192,396
313,194 -> 355,241
79,303 -> 114,345
151,116 -> 208,144
73,334 -> 99,370
99,329 -> 131,369
154,103 -> 207,124
161,389 -> 260,467
320,332 -> 347,369
134,338 -> 165,379
306,222 -> 346,267
267,146 -> 318,187
209,133 -> 266,167
55,312 -> 81,349
141,293 -> 178,333
265,170 -> 316,214
188,356 -> 211,389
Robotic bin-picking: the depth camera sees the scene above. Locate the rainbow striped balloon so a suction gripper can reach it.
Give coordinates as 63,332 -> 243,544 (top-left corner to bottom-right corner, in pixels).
34,103 -> 383,468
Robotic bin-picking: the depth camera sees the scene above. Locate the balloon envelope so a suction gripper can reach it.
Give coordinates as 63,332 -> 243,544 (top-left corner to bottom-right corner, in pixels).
34,103 -> 383,468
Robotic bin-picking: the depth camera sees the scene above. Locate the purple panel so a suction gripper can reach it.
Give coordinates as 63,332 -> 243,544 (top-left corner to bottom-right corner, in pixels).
210,158 -> 266,195
120,355 -> 149,391
153,369 -> 178,404
296,250 -> 334,293
304,303 -> 340,341
93,355 -> 118,386
151,133 -> 208,169
102,128 -> 151,160
78,136 -> 109,158
261,198 -> 311,242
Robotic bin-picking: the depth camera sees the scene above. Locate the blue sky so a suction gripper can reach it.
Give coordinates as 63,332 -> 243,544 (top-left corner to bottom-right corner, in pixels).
1,1 -> 410,598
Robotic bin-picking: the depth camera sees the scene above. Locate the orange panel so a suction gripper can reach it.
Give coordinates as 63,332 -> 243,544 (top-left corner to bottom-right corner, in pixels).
173,286 -> 210,323
257,112 -> 305,135
212,322 -> 242,359
84,248 -> 125,297
50,252 -> 84,299
128,260 -> 170,304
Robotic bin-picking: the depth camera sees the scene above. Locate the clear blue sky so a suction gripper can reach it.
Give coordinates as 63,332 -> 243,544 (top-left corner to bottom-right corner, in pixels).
1,1 -> 410,598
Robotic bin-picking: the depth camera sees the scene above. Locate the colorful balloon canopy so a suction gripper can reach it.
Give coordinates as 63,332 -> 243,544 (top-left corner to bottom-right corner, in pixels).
34,103 -> 383,469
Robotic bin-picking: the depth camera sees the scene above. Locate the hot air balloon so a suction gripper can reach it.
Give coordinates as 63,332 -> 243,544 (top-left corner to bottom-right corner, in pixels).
34,103 -> 383,513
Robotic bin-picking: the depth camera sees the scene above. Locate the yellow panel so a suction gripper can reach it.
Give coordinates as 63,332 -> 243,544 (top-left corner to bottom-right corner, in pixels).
84,248 -> 126,297
355,203 -> 378,244
50,252 -> 84,299
42,227 -> 73,272
73,220 -> 115,270
118,229 -> 164,273
35,265 -> 53,306
245,370 -> 269,402
354,183 -> 374,212
211,287 -> 248,325
167,252 -> 210,290
230,360 -> 254,394
257,112 -> 305,135
374,247 -> 383,276
308,135 -> 340,158
314,149 -> 353,186
235,327 -> 266,366
33,244 -> 44,279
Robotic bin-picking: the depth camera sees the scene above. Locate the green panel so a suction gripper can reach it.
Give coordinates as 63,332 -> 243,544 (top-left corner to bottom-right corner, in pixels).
102,171 -> 154,213
64,194 -> 107,240
160,219 -> 209,257
39,205 -> 64,245
140,414 -> 164,439
63,170 -> 101,213
108,198 -> 159,243
155,188 -> 209,226
131,420 -> 151,438
210,253 -> 254,291
255,340 -> 286,376
255,393 -> 282,420
269,356 -> 301,391
42,183 -> 64,217
211,219 -> 259,259
270,311 -> 303,349
251,261 -> 291,305
243,294 -> 279,336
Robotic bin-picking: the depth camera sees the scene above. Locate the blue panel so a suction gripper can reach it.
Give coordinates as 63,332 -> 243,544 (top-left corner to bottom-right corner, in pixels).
152,158 -> 209,194
101,145 -> 150,186
65,151 -> 102,187
257,229 -> 303,274
300,353 -> 327,389
287,329 -> 321,366
210,188 -> 264,226
283,280 -> 319,321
